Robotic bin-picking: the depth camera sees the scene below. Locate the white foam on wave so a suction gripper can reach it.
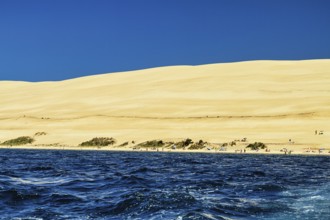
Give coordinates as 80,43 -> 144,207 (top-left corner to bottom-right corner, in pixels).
301,206 -> 315,213
12,217 -> 43,220
200,212 -> 220,220
9,176 -> 69,185
310,195 -> 325,200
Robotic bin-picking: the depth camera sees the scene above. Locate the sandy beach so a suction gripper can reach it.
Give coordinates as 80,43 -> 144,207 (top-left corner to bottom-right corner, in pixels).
1,144 -> 330,156
1,59 -> 330,155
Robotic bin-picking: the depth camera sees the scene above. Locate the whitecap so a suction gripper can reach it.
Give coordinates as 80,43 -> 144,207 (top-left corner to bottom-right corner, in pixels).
9,176 -> 69,185
12,217 -> 43,220
310,195 -> 325,200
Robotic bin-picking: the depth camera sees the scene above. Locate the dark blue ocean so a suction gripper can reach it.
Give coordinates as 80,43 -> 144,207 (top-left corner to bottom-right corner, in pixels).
0,149 -> 329,220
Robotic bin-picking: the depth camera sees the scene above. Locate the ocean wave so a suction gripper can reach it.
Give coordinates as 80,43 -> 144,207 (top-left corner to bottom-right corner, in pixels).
0,149 -> 329,219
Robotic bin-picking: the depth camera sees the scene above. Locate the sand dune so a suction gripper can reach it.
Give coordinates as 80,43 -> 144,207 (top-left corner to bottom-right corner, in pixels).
0,60 -> 330,150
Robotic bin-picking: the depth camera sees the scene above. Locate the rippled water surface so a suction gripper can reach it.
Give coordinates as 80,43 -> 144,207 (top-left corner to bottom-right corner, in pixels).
0,149 -> 329,220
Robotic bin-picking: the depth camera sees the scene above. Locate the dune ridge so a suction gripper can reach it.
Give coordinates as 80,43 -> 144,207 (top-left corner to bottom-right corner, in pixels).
0,59 -> 330,152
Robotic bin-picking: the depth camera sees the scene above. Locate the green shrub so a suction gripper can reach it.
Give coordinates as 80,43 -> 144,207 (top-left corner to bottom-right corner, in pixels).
138,140 -> 164,148
175,138 -> 193,148
118,142 -> 129,147
246,142 -> 267,150
80,137 -> 116,147
1,136 -> 35,146
189,139 -> 206,150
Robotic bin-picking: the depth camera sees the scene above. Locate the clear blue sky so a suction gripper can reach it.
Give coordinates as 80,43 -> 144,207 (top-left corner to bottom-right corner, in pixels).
1,0 -> 329,81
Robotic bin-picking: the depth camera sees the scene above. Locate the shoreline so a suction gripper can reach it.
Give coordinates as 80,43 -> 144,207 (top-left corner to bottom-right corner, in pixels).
1,145 -> 330,156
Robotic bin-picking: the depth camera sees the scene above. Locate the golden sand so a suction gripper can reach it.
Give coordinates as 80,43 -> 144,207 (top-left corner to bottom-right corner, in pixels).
0,60 -> 329,155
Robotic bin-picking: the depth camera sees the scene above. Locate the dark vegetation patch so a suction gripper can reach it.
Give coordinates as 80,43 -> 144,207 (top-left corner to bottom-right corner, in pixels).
0,136 -> 35,146
80,137 -> 116,147
34,132 -> 47,136
229,141 -> 236,146
221,141 -> 236,147
246,142 -> 267,150
189,140 -> 207,150
118,142 -> 129,147
175,138 -> 193,149
138,140 -> 165,148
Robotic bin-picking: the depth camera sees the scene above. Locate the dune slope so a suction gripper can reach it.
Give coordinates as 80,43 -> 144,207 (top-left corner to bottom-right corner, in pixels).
0,60 -> 330,147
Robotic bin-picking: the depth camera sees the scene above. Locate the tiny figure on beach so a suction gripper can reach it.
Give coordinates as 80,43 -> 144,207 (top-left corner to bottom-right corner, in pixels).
281,148 -> 288,154
315,130 -> 318,135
